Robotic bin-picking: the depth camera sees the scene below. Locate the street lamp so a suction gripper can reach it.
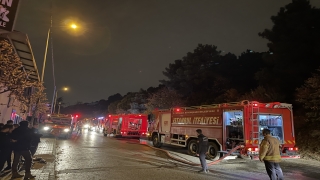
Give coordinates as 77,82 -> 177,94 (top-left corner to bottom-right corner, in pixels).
42,23 -> 79,82
43,20 -> 78,114
53,87 -> 69,114
71,24 -> 77,29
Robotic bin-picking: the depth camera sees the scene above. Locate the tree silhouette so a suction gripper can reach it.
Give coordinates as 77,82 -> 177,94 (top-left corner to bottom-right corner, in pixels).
257,0 -> 320,101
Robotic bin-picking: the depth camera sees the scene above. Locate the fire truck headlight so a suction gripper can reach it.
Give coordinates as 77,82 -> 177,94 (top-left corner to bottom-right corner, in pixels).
43,127 -> 50,131
64,128 -> 70,132
84,124 -> 89,128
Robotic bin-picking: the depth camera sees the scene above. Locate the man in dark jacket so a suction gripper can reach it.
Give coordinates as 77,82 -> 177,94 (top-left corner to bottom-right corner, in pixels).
0,124 -> 14,172
30,123 -> 42,157
10,121 -> 36,179
196,129 -> 209,173
2,120 -> 14,171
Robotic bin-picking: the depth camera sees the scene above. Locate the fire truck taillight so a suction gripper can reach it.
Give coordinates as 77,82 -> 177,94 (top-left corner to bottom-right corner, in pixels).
108,115 -> 111,117
176,108 -> 181,112
247,148 -> 259,152
139,114 -> 141,116
253,103 -> 258,107
295,147 -> 298,151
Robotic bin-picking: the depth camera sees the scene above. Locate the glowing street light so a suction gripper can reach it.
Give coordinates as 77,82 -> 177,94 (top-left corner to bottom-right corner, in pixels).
71,24 -> 77,29
53,87 -> 69,114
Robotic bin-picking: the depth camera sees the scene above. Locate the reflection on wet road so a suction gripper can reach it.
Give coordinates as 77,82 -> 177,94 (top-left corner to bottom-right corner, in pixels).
55,129 -> 320,180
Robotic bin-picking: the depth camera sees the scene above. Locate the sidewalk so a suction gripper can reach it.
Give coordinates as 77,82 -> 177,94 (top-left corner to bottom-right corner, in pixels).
0,138 -> 56,180
31,138 -> 56,180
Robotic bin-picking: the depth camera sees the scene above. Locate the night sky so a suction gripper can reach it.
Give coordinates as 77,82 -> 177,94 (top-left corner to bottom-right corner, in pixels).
14,0 -> 320,105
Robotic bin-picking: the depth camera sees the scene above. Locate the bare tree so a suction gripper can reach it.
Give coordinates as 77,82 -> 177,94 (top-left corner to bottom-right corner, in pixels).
145,87 -> 185,114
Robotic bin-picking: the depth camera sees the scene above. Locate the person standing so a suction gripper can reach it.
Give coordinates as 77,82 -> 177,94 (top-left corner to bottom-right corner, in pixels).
2,120 -> 14,171
30,123 -> 42,157
10,121 -> 36,179
259,129 -> 284,180
0,125 -> 14,172
196,129 -> 209,173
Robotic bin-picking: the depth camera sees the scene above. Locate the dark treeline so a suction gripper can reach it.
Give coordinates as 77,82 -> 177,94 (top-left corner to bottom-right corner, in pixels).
61,0 -> 320,160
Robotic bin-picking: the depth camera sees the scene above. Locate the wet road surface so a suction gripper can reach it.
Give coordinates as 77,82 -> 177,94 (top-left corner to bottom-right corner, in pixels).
55,129 -> 320,180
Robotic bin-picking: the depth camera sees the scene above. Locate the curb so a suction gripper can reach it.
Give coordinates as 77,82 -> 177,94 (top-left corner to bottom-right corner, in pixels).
37,138 -> 57,180
49,138 -> 57,180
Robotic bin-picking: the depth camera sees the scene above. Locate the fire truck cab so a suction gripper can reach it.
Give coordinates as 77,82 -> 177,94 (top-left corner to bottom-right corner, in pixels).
149,100 -> 299,160
103,114 -> 148,138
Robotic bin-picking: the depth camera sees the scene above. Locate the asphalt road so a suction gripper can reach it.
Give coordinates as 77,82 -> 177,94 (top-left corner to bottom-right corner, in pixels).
54,129 -> 320,180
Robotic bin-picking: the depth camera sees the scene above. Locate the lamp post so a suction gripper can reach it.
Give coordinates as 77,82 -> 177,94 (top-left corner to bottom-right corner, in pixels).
53,87 -> 68,114
42,21 -> 78,114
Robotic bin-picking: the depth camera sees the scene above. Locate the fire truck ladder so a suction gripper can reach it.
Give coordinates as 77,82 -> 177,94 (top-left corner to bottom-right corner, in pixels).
250,102 -> 260,146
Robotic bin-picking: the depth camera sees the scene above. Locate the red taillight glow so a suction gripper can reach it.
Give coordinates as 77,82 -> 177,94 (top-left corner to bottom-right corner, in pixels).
139,114 -> 141,116
253,103 -> 258,106
254,148 -> 259,151
295,147 -> 298,151
248,148 -> 252,151
108,115 -> 111,117
176,108 -> 180,112
289,148 -> 293,151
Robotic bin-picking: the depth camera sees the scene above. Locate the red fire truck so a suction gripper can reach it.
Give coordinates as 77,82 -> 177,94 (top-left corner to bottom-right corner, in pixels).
103,114 -> 148,138
149,100 -> 300,160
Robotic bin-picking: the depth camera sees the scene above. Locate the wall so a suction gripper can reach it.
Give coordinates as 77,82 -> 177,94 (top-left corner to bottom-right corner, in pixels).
0,89 -> 26,124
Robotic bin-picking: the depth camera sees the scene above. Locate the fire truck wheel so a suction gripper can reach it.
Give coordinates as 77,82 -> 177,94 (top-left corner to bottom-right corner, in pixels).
207,142 -> 219,160
152,135 -> 162,148
187,139 -> 198,156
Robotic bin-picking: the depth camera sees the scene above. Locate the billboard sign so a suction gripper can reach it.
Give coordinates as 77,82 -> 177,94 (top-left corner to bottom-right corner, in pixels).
0,0 -> 20,31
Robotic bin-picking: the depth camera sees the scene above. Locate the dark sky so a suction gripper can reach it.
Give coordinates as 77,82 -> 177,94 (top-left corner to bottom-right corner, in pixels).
14,0 -> 320,105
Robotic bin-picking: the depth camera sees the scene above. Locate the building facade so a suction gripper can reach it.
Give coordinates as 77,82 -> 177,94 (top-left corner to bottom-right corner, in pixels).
0,31 -> 40,124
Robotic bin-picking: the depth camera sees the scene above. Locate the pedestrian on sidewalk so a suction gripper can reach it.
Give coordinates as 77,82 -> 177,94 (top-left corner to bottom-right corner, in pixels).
10,121 -> 36,179
259,128 -> 284,180
30,123 -> 42,157
6,120 -> 13,125
0,124 -> 14,172
2,120 -> 14,171
196,129 -> 209,173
